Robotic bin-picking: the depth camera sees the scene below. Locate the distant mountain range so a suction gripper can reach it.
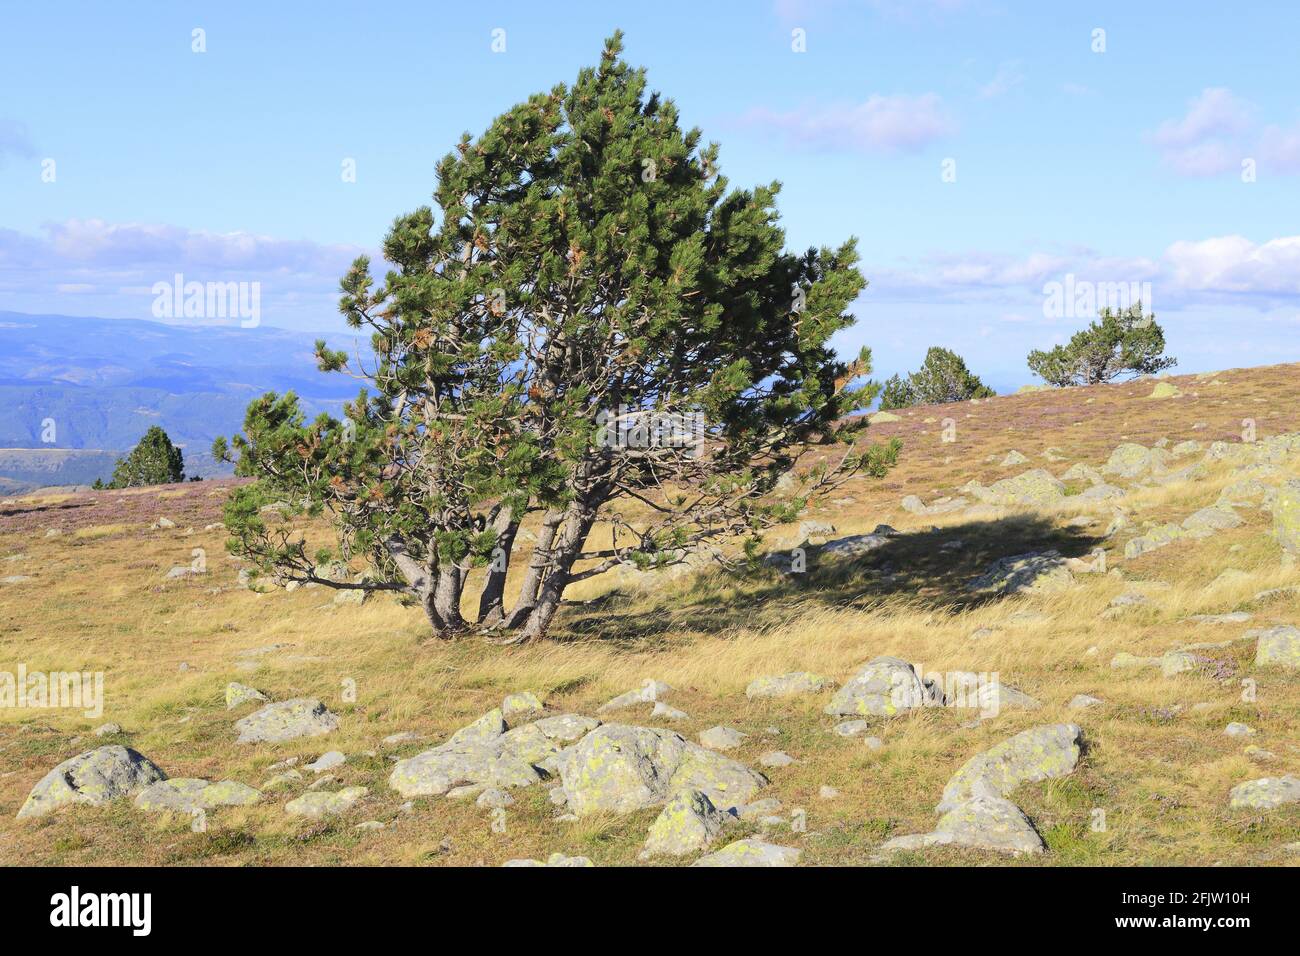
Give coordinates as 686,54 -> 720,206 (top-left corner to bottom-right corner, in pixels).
0,311 -> 361,490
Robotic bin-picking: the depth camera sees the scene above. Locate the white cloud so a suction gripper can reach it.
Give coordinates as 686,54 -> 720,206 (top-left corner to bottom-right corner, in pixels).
739,93 -> 955,153
1165,235 -> 1300,296
1146,88 -> 1300,177
978,61 -> 1024,100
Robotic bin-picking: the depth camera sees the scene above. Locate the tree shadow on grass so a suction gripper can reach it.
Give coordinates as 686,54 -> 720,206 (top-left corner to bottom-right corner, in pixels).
557,513 -> 1107,647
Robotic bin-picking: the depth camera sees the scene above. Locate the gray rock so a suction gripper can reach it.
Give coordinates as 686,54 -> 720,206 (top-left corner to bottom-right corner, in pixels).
285,786 -> 369,819
651,701 -> 688,720
503,852 -> 595,867
691,839 -> 801,867
17,746 -> 166,819
235,698 -> 339,743
819,785 -> 841,800
1224,722 -> 1255,738
1069,694 -> 1103,710
967,551 -> 1073,596
598,679 -> 671,712
965,469 -> 1065,508
699,726 -> 748,750
878,795 -> 1044,857
225,682 -> 269,710
381,731 -> 422,746
305,751 -> 346,773
833,720 -> 870,737
937,724 -> 1083,812
1228,776 -> 1300,810
824,656 -> 944,718
641,789 -> 726,857
1182,505 -> 1242,537
557,724 -> 767,817
758,751 -> 796,768
501,691 -> 544,727
446,708 -> 507,748
532,714 -> 602,742
93,722 -> 122,736
476,787 -> 515,809
134,778 -> 261,813
745,671 -> 831,699
1252,625 -> 1300,668
1000,450 -> 1029,466
818,534 -> 894,559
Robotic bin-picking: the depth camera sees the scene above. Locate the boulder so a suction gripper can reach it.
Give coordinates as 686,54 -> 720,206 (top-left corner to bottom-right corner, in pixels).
305,751 -> 346,773
966,469 -> 1065,508
17,746 -> 166,819
691,839 -> 801,867
285,786 -> 369,819
1275,479 -> 1300,555
503,852 -> 595,867
745,672 -> 830,699
937,724 -> 1083,812
699,726 -> 747,750
1182,505 -> 1242,537
641,789 -> 726,857
235,698 -> 339,743
1252,625 -> 1300,668
1000,450 -> 1030,466
1124,523 -> 1185,559
501,692 -> 545,727
557,724 -> 767,816
1103,443 -> 1155,479
532,714 -> 601,742
598,679 -> 671,712
878,796 -> 1044,857
1228,776 -> 1300,811
225,682 -> 268,710
825,656 -> 944,717
818,533 -> 894,559
134,778 -> 261,813
967,551 -> 1073,596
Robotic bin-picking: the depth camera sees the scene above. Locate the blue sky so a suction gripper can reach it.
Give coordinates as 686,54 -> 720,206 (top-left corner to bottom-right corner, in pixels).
2,0 -> 1299,391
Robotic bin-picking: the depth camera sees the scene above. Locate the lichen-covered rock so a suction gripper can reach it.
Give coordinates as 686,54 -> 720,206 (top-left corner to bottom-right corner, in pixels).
225,682 -> 268,710
1182,505 -> 1242,537
1228,776 -> 1300,810
967,551 -> 1073,596
598,679 -> 671,712
235,698 -> 339,743
878,796 -> 1044,857
447,708 -> 507,748
1001,450 -> 1029,466
558,724 -> 766,817
1079,483 -> 1125,501
944,674 -> 1040,714
389,743 -> 541,798
699,726 -> 747,750
17,746 -> 166,819
825,656 -> 945,717
691,839 -> 801,867
285,786 -> 368,819
532,714 -> 601,742
745,672 -> 830,699
305,751 -> 346,773
134,778 -> 261,813
1103,443 -> 1156,479
818,534 -> 894,559
1252,625 -> 1300,669
641,789 -> 725,857
1124,523 -> 1185,559
966,469 -> 1065,508
503,852 -> 595,867
501,692 -> 544,727
1275,480 -> 1300,555
937,724 -> 1083,812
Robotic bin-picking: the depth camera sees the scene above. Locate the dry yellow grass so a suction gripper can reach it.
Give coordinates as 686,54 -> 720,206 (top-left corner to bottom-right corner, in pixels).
1,363 -> 1298,866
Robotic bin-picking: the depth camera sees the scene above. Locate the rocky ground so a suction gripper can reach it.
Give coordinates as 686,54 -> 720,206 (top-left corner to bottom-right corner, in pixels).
1,364 -> 1298,866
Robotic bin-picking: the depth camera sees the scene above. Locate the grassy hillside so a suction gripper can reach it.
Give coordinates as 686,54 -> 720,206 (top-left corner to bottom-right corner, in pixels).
1,363 -> 1297,867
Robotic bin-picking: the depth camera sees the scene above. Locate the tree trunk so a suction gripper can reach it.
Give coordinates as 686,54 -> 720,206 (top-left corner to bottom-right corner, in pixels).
503,509 -> 563,629
477,508 -> 518,627
430,566 -> 466,636
515,505 -> 594,642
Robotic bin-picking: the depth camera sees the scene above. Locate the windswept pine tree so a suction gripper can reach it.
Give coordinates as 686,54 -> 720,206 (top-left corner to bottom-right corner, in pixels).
1027,303 -> 1176,386
216,33 -> 898,641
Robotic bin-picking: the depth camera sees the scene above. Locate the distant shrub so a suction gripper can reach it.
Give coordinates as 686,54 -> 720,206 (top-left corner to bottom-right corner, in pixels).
878,347 -> 995,409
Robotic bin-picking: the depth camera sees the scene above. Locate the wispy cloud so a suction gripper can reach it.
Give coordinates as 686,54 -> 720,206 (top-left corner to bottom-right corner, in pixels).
0,119 -> 36,165
738,93 -> 955,154
1146,87 -> 1300,177
978,61 -> 1024,100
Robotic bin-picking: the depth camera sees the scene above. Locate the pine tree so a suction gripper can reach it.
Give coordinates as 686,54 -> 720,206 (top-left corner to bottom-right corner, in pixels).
216,33 -> 899,641
107,426 -> 185,489
879,347 -> 994,409
1027,303 -> 1175,386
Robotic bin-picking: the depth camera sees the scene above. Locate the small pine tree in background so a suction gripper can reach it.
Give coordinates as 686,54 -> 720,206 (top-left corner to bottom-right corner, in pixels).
106,426 -> 185,489
1027,302 -> 1175,386
878,347 -> 995,409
